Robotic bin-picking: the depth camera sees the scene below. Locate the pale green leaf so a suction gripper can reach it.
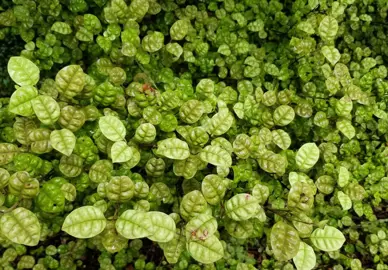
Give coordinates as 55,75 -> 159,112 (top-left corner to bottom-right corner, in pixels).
31,95 -> 60,125
9,86 -> 38,116
50,129 -> 76,156
337,191 -> 352,210
188,234 -> 224,264
8,57 -> 39,86
310,226 -> 345,251
185,214 -> 218,240
295,143 -> 320,170
0,207 -> 41,246
200,145 -> 232,167
99,116 -> 126,142
116,210 -> 152,239
62,206 -> 107,238
111,141 -> 133,163
155,138 -> 190,160
271,221 -> 300,261
336,119 -> 355,139
321,46 -> 340,65
147,211 -> 176,243
293,242 -> 316,270
338,166 -> 349,187
225,194 -> 259,221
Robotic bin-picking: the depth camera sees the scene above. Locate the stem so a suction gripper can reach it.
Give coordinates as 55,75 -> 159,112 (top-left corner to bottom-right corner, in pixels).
0,201 -> 19,214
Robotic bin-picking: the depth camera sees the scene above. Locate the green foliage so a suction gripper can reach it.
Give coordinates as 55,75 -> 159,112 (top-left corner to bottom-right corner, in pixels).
0,0 -> 387,269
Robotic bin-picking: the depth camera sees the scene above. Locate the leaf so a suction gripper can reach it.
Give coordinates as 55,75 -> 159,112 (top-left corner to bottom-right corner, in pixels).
185,214 -> 218,240
111,141 -> 133,163
147,211 -> 176,243
0,207 -> 40,246
273,105 -> 295,126
201,174 -> 228,205
310,226 -> 345,251
99,116 -> 126,142
336,119 -> 355,140
337,191 -> 352,210
51,22 -> 72,34
159,231 -> 186,264
50,129 -> 76,156
116,210 -> 152,239
321,46 -> 340,65
225,194 -> 259,221
203,109 -> 234,136
293,242 -> 316,270
55,65 -> 85,98
188,235 -> 224,264
295,143 -> 320,170
0,143 -> 18,165
272,129 -> 291,150
200,145 -> 232,167
318,16 -> 338,40
9,86 -> 38,116
155,138 -> 190,160
338,166 -> 349,187
62,206 -> 107,238
8,57 -> 39,86
31,95 -> 61,125
271,221 -> 300,261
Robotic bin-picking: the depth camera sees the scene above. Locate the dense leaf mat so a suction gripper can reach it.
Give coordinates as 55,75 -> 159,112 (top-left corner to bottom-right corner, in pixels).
0,0 -> 388,269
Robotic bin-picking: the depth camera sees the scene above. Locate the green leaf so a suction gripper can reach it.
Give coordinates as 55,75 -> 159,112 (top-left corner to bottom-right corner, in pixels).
155,138 -> 190,160
31,95 -> 61,125
336,119 -> 355,140
338,166 -> 349,187
293,242 -> 316,270
321,46 -> 340,65
9,86 -> 38,116
50,129 -> 76,156
116,210 -> 152,239
272,129 -> 291,150
62,206 -> 107,238
8,57 -> 39,86
273,105 -> 295,126
147,211 -> 176,243
225,194 -> 259,221
99,116 -> 126,142
185,214 -> 218,240
200,145 -> 232,167
55,65 -> 85,98
337,191 -> 352,210
318,16 -> 338,40
0,207 -> 40,246
111,141 -> 133,163
271,221 -> 300,261
310,226 -> 345,251
188,234 -> 224,264
51,22 -> 72,34
295,143 -> 320,171
159,231 -> 186,264
201,174 -> 228,205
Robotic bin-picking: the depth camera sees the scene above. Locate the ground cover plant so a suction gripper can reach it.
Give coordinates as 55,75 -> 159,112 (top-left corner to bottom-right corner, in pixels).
0,0 -> 388,269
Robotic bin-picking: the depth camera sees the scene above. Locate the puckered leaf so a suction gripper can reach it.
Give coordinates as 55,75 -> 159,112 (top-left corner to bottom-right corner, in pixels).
293,242 -> 316,270
188,235 -> 224,264
147,211 -> 176,243
50,129 -> 76,156
111,141 -> 133,163
99,116 -> 126,142
0,207 -> 41,246
271,221 -> 300,261
310,226 -> 345,252
155,138 -> 190,160
295,143 -> 320,170
9,86 -> 38,116
31,95 -> 61,125
200,145 -> 232,167
8,57 -> 39,86
116,210 -> 152,239
62,206 -> 107,238
225,194 -> 259,221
